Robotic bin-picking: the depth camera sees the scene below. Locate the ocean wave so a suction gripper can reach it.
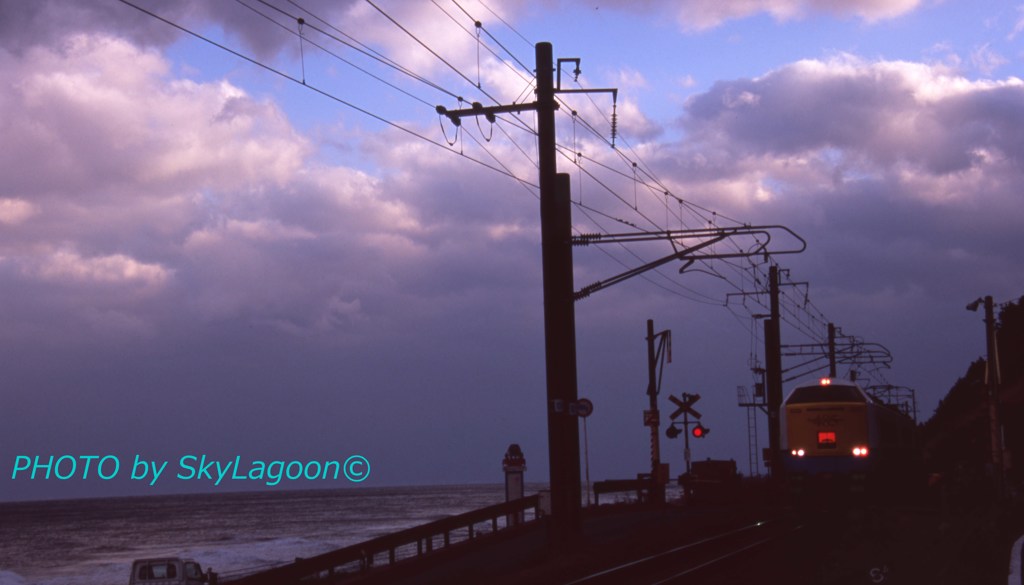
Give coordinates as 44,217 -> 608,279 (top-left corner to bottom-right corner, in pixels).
0,484 -> 510,585
0,571 -> 29,585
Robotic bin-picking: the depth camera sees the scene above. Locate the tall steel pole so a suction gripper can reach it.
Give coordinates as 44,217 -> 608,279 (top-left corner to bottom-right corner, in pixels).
537,42 -> 583,541
828,322 -> 837,379
434,41 -> 591,543
764,265 -> 783,478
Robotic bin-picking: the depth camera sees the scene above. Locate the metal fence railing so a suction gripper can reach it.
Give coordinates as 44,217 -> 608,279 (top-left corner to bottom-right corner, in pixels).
225,494 -> 542,584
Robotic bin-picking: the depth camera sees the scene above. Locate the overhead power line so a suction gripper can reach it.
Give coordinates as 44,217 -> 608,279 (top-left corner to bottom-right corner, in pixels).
117,0 -> 893,386
116,0 -> 539,190
364,0 -> 500,104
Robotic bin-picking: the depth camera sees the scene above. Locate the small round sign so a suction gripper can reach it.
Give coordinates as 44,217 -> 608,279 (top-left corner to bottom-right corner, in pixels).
576,398 -> 594,418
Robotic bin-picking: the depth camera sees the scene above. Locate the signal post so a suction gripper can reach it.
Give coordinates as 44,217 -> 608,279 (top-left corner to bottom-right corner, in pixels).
666,392 -> 707,474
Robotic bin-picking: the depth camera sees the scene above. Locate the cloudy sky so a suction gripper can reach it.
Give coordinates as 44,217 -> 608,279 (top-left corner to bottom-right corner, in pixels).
1,0 -> 1022,501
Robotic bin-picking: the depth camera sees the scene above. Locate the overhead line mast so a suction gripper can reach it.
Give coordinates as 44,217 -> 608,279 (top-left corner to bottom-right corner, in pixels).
438,42 -> 614,545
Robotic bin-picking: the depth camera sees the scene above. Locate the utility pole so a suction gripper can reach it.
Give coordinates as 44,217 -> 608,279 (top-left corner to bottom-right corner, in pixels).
982,296 -> 1004,497
535,42 -> 583,543
967,295 -> 1005,499
979,296 -> 1005,498
541,168 -> 583,539
764,265 -> 783,478
646,319 -> 669,505
780,329 -> 892,384
828,322 -> 837,378
438,42 -> 585,543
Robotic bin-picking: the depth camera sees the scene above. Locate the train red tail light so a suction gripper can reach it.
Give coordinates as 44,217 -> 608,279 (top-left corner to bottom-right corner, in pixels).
817,431 -> 837,449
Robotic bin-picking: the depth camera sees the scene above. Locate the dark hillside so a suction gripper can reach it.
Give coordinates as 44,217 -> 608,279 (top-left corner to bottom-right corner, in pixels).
921,296 -> 1024,486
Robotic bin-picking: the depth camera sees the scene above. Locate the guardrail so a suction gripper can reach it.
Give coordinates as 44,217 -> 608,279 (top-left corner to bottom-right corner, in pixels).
225,494 -> 543,584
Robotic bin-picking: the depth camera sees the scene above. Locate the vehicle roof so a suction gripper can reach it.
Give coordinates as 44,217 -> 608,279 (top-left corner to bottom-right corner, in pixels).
784,378 -> 868,404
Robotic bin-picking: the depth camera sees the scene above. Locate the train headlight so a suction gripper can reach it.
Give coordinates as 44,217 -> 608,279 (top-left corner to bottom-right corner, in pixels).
790,448 -> 806,457
852,446 -> 869,457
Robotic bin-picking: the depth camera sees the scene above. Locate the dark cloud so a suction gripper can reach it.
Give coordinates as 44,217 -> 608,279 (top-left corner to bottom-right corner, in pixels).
0,0 -> 504,86
683,58 -> 1024,176
0,0 -> 182,52
0,0 -> 362,58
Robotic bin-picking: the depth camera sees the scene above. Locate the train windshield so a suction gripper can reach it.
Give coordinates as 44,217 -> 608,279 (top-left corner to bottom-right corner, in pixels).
786,384 -> 864,404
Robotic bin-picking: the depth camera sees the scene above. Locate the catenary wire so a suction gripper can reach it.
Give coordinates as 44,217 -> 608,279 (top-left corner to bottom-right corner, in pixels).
116,0 -> 538,192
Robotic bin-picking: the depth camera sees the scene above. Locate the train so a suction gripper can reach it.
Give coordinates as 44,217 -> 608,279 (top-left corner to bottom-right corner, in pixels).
782,377 -> 918,496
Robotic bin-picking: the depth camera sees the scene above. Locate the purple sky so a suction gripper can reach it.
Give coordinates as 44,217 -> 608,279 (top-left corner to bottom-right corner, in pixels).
2,0 -> 1023,501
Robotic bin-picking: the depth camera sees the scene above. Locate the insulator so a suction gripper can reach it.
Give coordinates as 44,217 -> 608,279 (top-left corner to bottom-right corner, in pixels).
610,110 -> 618,148
572,233 -> 602,245
574,283 -> 599,301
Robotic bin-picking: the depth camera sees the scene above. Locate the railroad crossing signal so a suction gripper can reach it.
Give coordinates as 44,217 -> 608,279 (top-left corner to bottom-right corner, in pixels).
669,393 -> 702,421
691,423 -> 710,439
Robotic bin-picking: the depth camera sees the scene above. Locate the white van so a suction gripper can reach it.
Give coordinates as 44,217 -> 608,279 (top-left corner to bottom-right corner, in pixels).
129,558 -> 208,584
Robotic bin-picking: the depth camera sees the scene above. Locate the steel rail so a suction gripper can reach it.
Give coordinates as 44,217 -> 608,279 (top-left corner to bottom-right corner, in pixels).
561,518 -> 790,585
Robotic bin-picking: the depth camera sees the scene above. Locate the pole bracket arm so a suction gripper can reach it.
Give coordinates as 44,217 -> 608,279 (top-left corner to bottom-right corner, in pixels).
571,225 -> 806,301
436,101 -> 551,126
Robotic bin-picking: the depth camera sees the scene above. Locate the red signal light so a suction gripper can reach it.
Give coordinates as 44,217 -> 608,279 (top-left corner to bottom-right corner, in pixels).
692,423 -> 709,438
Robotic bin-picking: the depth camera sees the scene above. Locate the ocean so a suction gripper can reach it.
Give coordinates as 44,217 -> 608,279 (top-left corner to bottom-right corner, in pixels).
0,484 -> 527,585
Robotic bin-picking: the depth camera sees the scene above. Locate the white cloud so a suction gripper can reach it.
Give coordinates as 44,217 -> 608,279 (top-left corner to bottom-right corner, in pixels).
0,32 -> 397,336
681,55 -> 1024,194
2,35 -> 308,201
0,198 -> 36,225
970,43 -> 1009,76
1009,5 -> 1024,40
592,0 -> 924,31
0,29 -> 534,337
30,248 -> 171,287
186,219 -> 317,246
614,68 -> 649,90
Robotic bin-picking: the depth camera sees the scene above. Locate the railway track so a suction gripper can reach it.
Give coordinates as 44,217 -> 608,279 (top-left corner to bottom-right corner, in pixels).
561,518 -> 805,585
